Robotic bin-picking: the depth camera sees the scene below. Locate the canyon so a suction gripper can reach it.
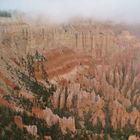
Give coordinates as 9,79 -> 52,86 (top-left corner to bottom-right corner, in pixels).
0,17 -> 140,140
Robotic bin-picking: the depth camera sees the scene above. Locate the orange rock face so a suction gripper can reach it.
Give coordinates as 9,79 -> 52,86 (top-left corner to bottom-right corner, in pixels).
14,116 -> 23,128
128,135 -> 140,140
44,136 -> 52,140
0,19 -> 140,139
59,117 -> 76,134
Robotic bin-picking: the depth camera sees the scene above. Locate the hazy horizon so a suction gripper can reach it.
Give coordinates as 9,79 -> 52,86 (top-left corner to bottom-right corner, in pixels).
1,0 -> 140,24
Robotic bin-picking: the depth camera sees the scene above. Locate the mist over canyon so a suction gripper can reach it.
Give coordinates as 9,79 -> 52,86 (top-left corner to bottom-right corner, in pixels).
0,1 -> 140,140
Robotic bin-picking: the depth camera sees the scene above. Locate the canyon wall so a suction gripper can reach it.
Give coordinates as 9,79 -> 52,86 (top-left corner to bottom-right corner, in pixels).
0,17 -> 121,58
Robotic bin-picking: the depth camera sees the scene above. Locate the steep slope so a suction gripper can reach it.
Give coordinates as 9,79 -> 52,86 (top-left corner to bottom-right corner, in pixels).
0,19 -> 140,140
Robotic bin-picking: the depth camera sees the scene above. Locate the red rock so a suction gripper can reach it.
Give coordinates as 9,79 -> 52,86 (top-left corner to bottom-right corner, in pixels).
59,117 -> 76,134
14,116 -> 23,128
44,136 -> 52,140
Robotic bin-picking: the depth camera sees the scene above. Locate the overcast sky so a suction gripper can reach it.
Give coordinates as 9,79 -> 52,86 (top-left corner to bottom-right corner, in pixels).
1,0 -> 140,24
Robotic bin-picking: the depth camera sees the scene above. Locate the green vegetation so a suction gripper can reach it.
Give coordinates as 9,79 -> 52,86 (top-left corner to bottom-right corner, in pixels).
26,51 -> 46,78
0,10 -> 12,17
4,95 -> 33,111
110,124 -> 140,140
18,71 -> 56,109
0,106 -> 37,140
53,87 -> 74,117
4,52 -> 56,109
82,104 -> 140,140
1,50 -> 140,139
0,105 -> 64,140
54,107 -> 73,118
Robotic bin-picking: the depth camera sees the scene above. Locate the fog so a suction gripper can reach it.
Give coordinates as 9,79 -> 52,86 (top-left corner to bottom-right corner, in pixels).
1,0 -> 140,24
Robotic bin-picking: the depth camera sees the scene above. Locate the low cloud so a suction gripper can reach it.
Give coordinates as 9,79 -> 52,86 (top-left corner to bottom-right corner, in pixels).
1,0 -> 140,24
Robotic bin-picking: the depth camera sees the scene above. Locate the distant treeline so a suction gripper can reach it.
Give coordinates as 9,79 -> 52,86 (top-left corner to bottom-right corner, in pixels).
0,10 -> 12,17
